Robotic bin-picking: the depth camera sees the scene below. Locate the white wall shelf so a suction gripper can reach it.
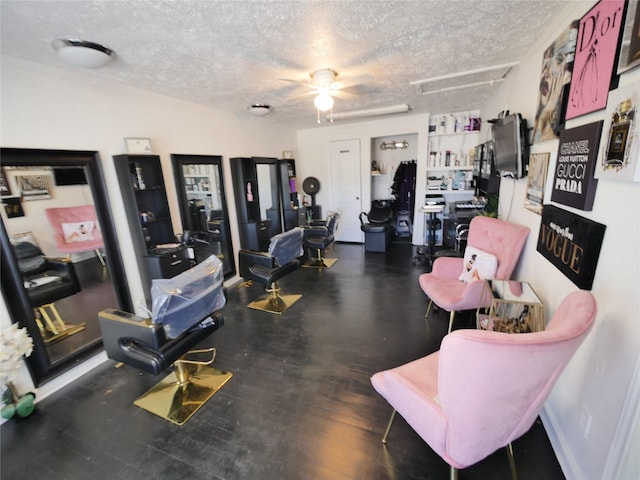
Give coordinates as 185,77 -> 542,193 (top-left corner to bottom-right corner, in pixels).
429,131 -> 479,138
426,189 -> 475,195
427,165 -> 474,172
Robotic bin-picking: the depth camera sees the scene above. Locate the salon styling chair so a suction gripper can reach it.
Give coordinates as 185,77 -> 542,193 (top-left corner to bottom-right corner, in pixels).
238,227 -> 304,314
371,291 -> 596,480
14,237 -> 85,344
303,211 -> 339,268
98,255 -> 232,425
359,200 -> 394,252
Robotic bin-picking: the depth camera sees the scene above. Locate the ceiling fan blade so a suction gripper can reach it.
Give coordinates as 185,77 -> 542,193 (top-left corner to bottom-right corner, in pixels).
333,89 -> 355,99
335,73 -> 373,89
278,77 -> 313,87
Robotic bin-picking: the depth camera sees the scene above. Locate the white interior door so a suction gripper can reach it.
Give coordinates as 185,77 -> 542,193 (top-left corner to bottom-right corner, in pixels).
329,139 -> 362,243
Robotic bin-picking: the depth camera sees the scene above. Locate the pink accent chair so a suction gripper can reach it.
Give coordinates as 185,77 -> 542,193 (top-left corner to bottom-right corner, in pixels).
371,290 -> 597,479
45,205 -> 105,265
419,216 -> 529,333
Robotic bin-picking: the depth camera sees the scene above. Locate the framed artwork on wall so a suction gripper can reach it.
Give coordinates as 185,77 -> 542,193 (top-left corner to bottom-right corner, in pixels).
3,196 -> 24,218
524,153 -> 551,215
566,0 -> 628,120
617,0 -> 640,74
550,120 -> 603,211
532,21 -> 579,144
124,137 -> 153,154
0,168 -> 11,197
595,82 -> 640,182
537,204 -> 606,290
15,173 -> 52,201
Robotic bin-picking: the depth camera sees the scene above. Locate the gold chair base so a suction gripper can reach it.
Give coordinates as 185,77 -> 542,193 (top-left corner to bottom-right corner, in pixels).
303,257 -> 337,269
247,293 -> 302,314
42,323 -> 86,345
134,364 -> 233,425
35,304 -> 86,345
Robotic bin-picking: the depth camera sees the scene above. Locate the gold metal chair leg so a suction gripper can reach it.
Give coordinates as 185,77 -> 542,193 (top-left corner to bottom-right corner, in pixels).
35,304 -> 86,344
447,310 -> 457,334
381,409 -> 397,444
95,249 -> 106,266
450,466 -> 459,480
37,305 -> 61,334
506,442 -> 518,480
425,300 -> 433,319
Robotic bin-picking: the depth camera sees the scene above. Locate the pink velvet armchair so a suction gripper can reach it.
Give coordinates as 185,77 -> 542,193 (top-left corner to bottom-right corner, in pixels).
419,216 -> 529,333
371,290 -> 597,479
45,205 -> 105,265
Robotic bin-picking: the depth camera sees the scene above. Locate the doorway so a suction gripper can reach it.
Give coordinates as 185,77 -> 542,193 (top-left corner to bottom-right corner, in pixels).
329,139 -> 362,243
371,134 -> 419,241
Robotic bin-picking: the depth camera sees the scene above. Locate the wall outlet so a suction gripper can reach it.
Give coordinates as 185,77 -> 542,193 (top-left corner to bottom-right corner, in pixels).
579,403 -> 592,439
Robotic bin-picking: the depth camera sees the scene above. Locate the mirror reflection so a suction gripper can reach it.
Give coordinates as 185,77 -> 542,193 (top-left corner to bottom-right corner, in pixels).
256,160 -> 283,237
171,155 -> 235,278
1,161 -> 124,375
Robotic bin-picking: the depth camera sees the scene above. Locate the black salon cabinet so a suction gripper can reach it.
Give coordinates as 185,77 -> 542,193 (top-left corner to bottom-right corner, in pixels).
114,154 -> 191,299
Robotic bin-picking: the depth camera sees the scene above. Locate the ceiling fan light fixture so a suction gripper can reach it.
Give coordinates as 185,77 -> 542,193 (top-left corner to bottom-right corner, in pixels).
248,104 -> 273,116
314,91 -> 334,112
51,38 -> 115,68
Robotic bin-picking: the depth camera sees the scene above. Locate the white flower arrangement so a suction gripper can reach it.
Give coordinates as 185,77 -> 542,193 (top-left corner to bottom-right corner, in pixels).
0,324 -> 33,386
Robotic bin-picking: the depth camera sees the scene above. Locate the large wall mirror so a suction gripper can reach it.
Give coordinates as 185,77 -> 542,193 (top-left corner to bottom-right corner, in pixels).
255,158 -> 284,238
171,154 -> 235,278
0,148 -> 132,386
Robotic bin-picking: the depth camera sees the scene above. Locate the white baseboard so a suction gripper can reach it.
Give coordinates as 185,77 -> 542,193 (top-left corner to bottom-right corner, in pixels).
540,404 -> 585,480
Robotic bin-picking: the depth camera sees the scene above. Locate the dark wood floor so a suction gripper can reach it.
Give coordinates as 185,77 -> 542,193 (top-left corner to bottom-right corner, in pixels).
1,242 -> 565,480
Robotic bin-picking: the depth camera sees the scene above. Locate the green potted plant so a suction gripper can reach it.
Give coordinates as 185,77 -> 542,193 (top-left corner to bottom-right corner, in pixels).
483,193 -> 499,218
0,324 -> 36,420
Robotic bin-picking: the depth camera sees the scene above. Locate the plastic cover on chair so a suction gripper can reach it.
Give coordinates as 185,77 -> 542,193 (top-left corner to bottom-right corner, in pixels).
268,227 -> 304,266
151,255 -> 225,339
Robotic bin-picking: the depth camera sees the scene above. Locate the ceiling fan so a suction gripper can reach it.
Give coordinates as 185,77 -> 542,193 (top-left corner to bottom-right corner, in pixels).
280,68 -> 371,123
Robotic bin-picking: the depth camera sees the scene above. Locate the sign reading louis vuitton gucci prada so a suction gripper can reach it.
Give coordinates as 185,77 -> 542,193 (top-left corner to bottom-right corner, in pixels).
551,121 -> 603,210
537,204 -> 606,290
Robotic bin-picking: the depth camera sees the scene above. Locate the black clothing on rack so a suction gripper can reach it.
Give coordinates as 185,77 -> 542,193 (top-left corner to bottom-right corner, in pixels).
391,160 -> 417,217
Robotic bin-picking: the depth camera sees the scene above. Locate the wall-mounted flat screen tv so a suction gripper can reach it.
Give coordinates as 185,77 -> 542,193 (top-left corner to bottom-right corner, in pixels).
53,167 -> 87,186
492,113 -> 529,179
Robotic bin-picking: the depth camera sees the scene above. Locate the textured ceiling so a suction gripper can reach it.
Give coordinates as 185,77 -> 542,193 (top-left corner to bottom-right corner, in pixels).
1,0 -> 574,128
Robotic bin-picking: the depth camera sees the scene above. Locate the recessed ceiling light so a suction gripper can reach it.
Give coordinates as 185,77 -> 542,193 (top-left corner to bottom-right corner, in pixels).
51,39 -> 115,69
248,104 -> 273,116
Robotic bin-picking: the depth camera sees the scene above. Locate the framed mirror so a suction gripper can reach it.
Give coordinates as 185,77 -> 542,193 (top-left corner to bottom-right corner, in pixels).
254,157 -> 284,238
0,148 -> 132,386
171,154 -> 235,278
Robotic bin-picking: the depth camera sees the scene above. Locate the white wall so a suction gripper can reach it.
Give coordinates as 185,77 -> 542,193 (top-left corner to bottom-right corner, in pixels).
0,56 -> 295,401
479,3 -> 640,479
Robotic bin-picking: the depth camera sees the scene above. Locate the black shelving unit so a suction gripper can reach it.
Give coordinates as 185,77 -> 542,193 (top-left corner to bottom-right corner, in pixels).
113,154 -> 191,301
